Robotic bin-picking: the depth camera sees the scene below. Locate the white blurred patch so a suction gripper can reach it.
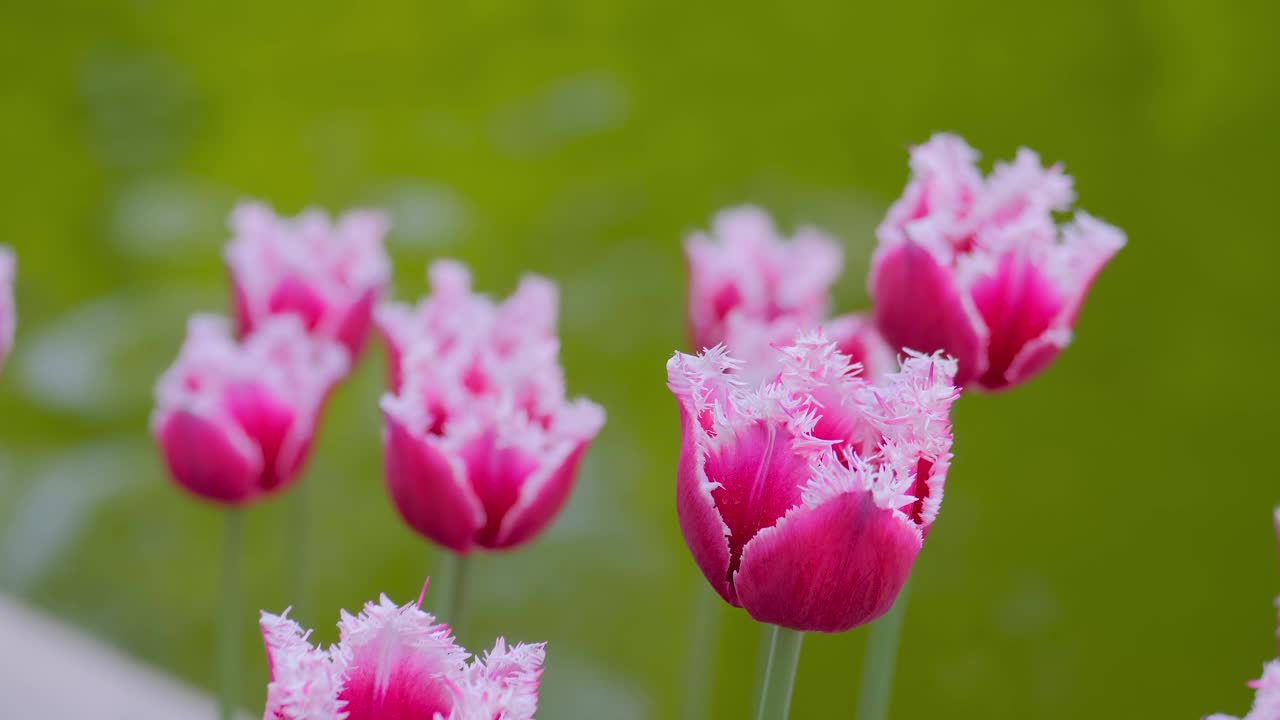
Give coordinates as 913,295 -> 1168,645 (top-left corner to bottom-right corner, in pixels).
491,71 -> 629,156
538,653 -> 651,720
367,180 -> 469,250
0,440 -> 147,592
111,176 -> 233,259
19,289 -> 220,419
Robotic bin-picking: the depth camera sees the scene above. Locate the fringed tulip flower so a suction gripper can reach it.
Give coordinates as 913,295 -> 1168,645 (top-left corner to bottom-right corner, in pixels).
226,201 -> 390,363
1206,509 -> 1280,720
0,246 -> 13,371
261,591 -> 544,720
870,133 -> 1126,390
152,315 -> 348,505
668,333 -> 958,632
379,260 -> 606,553
685,206 -> 843,353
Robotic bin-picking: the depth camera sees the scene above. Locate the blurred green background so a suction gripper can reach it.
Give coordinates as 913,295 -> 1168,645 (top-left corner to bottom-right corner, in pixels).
1,1 -> 1278,717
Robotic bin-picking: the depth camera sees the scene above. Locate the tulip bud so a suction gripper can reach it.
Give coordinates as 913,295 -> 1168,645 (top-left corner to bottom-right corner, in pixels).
870,134 -> 1125,390
226,201 -> 390,365
151,315 -> 347,505
668,332 -> 957,632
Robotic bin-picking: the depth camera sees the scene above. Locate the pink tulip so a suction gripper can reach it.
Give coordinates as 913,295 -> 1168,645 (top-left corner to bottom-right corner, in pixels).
151,315 -> 348,505
1206,509 -> 1280,720
0,246 -> 13,371
261,591 -> 544,720
870,134 -> 1125,390
668,332 -> 957,632
379,261 -> 605,553
226,201 -> 390,364
685,206 -> 843,354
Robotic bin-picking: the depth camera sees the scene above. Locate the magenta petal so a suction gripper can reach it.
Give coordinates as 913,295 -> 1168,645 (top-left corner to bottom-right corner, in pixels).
458,432 -> 541,549
675,411 -> 735,604
969,254 -> 1064,390
340,646 -> 455,720
735,492 -> 921,633
267,276 -> 329,334
335,287 -> 378,362
157,410 -> 262,505
223,382 -> 298,492
494,440 -> 592,550
383,409 -> 484,553
871,241 -> 987,387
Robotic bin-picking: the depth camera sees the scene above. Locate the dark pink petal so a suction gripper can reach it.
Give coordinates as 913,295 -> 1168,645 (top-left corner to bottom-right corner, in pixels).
735,492 -> 921,633
157,410 -> 262,505
870,241 -> 987,387
224,381 -> 298,492
969,254 -> 1064,390
339,654 -> 455,720
493,440 -> 591,550
675,408 -> 735,604
704,421 -> 810,591
826,313 -> 895,380
267,276 -> 329,334
334,287 -> 379,362
383,407 -> 484,553
457,432 -> 541,548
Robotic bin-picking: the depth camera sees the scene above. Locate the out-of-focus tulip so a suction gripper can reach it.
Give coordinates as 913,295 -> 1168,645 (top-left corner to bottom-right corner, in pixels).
870,133 -> 1125,390
261,591 -> 544,720
226,201 -> 390,364
0,246 -> 13,371
379,261 -> 605,553
151,315 -> 347,505
685,206 -> 843,354
1205,509 -> 1280,720
668,333 -> 957,632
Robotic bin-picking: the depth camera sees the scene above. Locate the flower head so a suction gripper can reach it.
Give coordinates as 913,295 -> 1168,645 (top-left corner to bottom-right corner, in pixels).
379,261 -> 605,553
261,591 -> 544,720
685,206 -> 843,354
151,315 -> 347,505
226,200 -> 390,364
1206,509 -> 1280,720
870,133 -> 1125,390
668,332 -> 957,632
0,246 -> 13,371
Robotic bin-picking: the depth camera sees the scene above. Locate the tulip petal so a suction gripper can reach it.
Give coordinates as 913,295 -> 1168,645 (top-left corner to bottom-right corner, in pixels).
969,254 -> 1064,390
675,409 -> 736,604
156,409 -> 262,504
871,240 -> 988,387
735,492 -> 921,633
382,403 -> 484,553
337,595 -> 465,720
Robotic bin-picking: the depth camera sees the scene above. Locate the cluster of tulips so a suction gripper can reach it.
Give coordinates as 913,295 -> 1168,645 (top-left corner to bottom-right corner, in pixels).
0,134 -> 1268,720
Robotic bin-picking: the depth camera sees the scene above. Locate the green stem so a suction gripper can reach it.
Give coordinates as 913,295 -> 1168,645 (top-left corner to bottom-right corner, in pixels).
751,623 -> 773,716
437,551 -> 471,642
755,625 -> 804,720
681,583 -> 721,720
219,510 -> 242,720
287,479 -> 308,627
855,578 -> 913,720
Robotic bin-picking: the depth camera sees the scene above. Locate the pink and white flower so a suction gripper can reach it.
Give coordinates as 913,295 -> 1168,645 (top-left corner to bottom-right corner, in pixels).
685,205 -> 895,382
261,591 -> 544,720
0,246 -> 13,371
226,201 -> 391,364
870,133 -> 1125,390
668,332 -> 957,632
152,315 -> 347,505
379,261 -> 605,553
685,206 -> 843,354
1206,509 -> 1280,720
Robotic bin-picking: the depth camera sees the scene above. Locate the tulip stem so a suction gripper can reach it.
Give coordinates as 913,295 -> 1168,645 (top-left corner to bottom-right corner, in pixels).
682,583 -> 721,720
855,577 -> 912,720
438,551 -> 471,642
755,625 -> 804,720
287,479 -> 308,626
219,509 -> 242,720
